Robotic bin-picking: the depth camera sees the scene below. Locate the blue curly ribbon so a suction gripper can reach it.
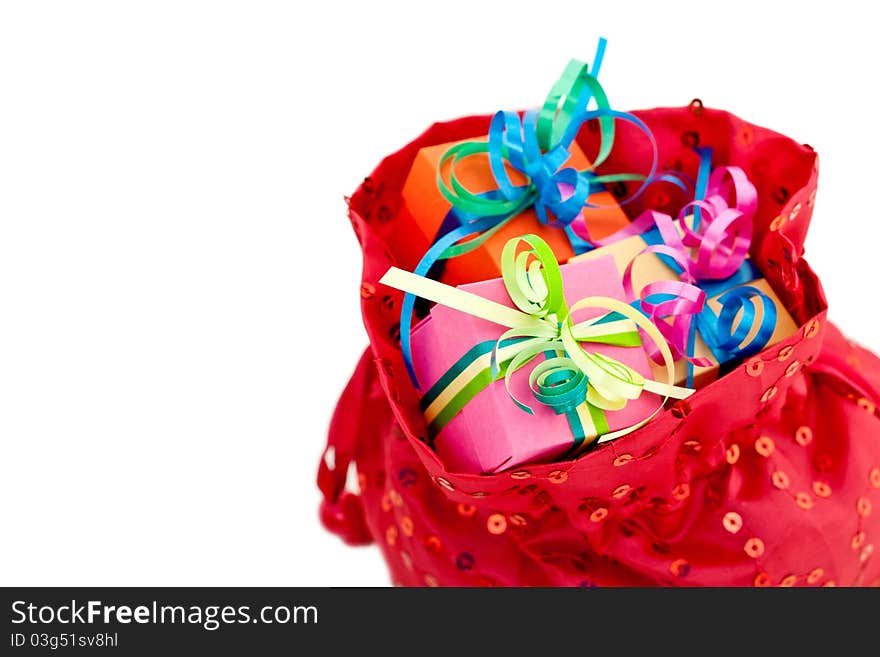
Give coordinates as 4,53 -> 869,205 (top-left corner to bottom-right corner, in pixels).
697,286 -> 778,364
401,109 -> 661,388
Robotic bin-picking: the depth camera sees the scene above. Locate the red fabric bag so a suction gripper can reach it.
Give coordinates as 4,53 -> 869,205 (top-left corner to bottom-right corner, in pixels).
318,104 -> 880,586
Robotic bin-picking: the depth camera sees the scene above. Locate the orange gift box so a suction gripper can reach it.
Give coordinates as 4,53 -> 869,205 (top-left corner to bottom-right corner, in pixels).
401,138 -> 630,284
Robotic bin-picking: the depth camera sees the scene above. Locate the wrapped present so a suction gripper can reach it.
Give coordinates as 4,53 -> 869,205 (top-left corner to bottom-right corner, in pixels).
381,235 -> 690,474
570,160 -> 798,387
401,137 -> 630,283
397,45 -> 668,368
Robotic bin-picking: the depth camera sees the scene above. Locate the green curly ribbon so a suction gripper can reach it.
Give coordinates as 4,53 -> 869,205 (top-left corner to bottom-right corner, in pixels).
381,235 -> 694,449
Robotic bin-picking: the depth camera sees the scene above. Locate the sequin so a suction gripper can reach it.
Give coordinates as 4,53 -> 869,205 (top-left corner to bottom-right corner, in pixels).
671,483 -> 690,500
871,467 -> 880,489
772,470 -> 790,490
424,574 -> 439,587
795,426 -> 813,446
723,511 -> 743,534
755,436 -> 775,457
804,319 -> 821,339
457,503 -> 476,518
779,574 -> 798,587
425,535 -> 443,553
590,507 -> 608,523
852,531 -> 866,550
789,202 -> 802,221
359,282 -> 375,299
487,514 -> 507,535
510,470 -> 531,480
389,490 -> 403,507
385,526 -> 398,546
807,568 -> 824,584
669,558 -> 690,577
777,345 -> 794,362
858,497 -> 872,518
746,358 -> 764,376
822,580 -> 836,587
435,476 -> 454,492
769,215 -> 785,231
726,444 -> 741,465
857,397 -> 876,414
400,551 -> 413,571
754,572 -> 771,587
548,470 -> 568,484
613,483 -> 633,499
812,482 -> 831,498
761,386 -> 778,403
532,491 -> 551,507
400,516 -> 414,537
376,205 -> 392,223
682,439 -> 702,455
860,544 -> 874,563
745,538 -> 765,558
508,514 -> 527,528
681,130 -> 700,148
796,492 -> 814,510
613,454 -> 634,467
397,468 -> 418,487
456,553 -> 474,571
381,492 -> 392,512
785,361 -> 801,378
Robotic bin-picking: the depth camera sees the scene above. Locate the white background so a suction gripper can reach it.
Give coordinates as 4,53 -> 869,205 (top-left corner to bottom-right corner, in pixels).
0,1 -> 876,586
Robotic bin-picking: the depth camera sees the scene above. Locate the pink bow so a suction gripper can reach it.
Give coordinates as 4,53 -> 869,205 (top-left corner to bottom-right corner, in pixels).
617,166 -> 758,365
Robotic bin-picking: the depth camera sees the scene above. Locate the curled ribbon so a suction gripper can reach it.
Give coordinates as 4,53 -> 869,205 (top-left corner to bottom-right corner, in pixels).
401,42 -> 674,387
618,150 -> 772,380
381,235 -> 693,449
697,285 -> 778,362
434,40 -> 662,250
620,152 -> 759,288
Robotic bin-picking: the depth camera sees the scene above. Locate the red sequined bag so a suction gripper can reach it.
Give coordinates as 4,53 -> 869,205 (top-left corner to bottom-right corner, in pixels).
318,105 -> 880,586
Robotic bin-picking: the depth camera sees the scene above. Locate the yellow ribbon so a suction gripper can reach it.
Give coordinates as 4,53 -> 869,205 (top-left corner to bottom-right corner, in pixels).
381,235 -> 693,446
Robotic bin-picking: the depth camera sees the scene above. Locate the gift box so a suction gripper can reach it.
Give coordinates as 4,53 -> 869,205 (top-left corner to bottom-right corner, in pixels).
401,138 -> 630,284
570,225 -> 798,387
408,253 -> 660,474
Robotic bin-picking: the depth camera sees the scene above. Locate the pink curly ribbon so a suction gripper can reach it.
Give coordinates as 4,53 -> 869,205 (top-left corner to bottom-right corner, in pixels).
619,166 -> 758,366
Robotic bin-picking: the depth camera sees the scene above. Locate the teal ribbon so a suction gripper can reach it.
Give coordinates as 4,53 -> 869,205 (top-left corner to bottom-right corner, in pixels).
401,41 -> 665,388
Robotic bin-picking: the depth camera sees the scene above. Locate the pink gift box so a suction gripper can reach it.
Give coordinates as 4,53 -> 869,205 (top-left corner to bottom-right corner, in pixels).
410,254 -> 658,474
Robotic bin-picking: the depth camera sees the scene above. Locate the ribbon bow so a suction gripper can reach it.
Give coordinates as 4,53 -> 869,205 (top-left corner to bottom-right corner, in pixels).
437,40 -> 666,244
401,42 -> 668,387
657,153 -> 759,283
438,55 -> 614,229
619,148 -> 759,288
382,235 -> 693,448
619,149 -> 772,380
